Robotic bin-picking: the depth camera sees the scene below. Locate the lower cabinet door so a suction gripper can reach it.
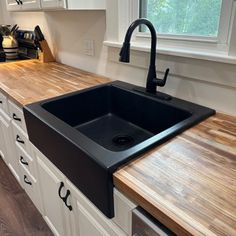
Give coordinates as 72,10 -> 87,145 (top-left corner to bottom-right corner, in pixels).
76,201 -> 109,236
0,113 -> 20,182
37,154 -> 68,236
67,180 -> 127,236
0,116 -> 8,162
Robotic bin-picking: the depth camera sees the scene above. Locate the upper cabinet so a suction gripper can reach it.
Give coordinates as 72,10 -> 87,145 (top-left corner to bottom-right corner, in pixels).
21,0 -> 41,10
67,0 -> 105,10
6,0 -> 105,11
6,0 -> 41,11
6,0 -> 22,11
40,0 -> 66,9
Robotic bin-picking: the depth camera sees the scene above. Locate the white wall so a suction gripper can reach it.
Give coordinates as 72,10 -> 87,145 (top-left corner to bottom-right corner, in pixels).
0,1 -> 4,23
1,2 -> 236,116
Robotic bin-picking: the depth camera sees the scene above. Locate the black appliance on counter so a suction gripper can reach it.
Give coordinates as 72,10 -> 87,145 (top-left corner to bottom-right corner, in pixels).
16,30 -> 38,60
0,30 -> 39,62
0,34 -> 6,62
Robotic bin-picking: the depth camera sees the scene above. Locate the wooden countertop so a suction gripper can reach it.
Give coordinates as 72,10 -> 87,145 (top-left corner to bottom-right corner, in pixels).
1,60 -> 236,236
0,60 -> 109,108
114,113 -> 236,236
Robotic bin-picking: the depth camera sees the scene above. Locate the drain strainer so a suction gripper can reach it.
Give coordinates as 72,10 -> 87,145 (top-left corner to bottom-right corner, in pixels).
112,135 -> 134,146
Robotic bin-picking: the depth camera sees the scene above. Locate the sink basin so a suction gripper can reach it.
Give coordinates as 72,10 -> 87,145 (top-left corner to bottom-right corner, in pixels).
23,81 -> 215,218
42,83 -> 191,152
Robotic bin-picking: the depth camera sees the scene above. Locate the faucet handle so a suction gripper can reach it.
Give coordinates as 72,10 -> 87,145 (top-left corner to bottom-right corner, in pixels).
155,68 -> 169,87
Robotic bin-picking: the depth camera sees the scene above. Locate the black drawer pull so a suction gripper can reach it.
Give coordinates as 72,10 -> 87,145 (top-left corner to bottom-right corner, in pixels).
0,101 -> 2,104
64,190 -> 73,211
58,182 -> 73,211
24,175 -> 32,185
16,135 -> 25,144
20,156 -> 28,166
13,113 -> 22,122
58,182 -> 66,200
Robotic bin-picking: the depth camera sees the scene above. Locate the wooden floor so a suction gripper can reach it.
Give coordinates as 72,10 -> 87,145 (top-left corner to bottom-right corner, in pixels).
0,158 -> 53,236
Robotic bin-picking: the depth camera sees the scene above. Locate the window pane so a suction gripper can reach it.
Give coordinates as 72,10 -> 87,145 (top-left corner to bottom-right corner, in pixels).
140,0 -> 222,37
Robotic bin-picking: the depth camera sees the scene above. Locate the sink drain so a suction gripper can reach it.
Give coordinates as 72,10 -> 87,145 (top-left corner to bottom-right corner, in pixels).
112,135 -> 134,146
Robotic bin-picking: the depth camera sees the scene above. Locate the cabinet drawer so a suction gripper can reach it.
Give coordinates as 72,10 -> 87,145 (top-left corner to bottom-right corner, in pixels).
0,92 -> 9,115
16,144 -> 36,179
12,123 -> 31,154
8,100 -> 27,133
21,166 -> 36,198
20,165 -> 42,212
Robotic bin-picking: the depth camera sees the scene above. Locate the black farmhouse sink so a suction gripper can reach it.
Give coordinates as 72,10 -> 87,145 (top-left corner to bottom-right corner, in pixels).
23,81 -> 215,218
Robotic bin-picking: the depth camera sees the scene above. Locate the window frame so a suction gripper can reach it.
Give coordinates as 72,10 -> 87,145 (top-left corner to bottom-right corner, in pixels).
105,0 -> 236,63
136,0 -> 233,45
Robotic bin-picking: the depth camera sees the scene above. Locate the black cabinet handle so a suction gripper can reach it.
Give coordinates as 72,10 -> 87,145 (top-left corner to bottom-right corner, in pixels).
58,182 -> 66,200
64,190 -> 73,211
58,182 -> 73,211
16,135 -> 25,144
19,0 -> 23,4
13,113 -> 22,122
15,0 -> 20,5
24,175 -> 32,185
20,156 -> 28,166
0,101 -> 2,104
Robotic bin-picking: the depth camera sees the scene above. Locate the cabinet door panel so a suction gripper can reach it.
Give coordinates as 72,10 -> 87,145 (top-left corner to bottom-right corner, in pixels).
37,156 -> 67,236
41,0 -> 66,9
67,0 -> 105,10
0,114 -> 20,182
77,201 -> 108,236
22,0 -> 41,10
0,116 -> 7,163
6,0 -> 21,11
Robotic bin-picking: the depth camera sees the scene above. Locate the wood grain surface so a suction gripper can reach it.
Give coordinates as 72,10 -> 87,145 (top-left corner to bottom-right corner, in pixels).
0,158 -> 53,236
114,113 -> 236,236
0,60 -> 110,107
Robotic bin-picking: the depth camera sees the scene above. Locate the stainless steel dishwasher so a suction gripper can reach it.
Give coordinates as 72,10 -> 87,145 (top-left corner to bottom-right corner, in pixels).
132,207 -> 176,236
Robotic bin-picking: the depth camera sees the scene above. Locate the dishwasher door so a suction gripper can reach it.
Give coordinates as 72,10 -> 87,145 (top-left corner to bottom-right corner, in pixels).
132,207 -> 176,236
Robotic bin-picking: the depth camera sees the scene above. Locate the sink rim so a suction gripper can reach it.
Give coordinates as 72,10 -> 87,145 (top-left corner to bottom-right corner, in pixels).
25,81 -> 215,172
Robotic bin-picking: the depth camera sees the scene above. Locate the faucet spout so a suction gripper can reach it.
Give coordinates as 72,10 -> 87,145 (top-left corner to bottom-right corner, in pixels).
119,18 -> 169,94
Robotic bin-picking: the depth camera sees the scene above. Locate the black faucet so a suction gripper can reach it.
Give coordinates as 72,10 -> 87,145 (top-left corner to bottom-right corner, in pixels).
119,18 -> 169,94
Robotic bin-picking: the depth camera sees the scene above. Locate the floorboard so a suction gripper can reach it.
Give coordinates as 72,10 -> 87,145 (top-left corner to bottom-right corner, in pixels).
0,158 -> 53,236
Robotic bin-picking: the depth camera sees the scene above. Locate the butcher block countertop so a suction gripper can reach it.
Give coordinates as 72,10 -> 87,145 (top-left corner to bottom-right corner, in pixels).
0,60 -> 236,236
0,60 -> 109,108
114,113 -> 236,236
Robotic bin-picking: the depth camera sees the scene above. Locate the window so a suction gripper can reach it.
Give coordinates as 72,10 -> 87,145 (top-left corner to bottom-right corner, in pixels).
105,0 -> 236,62
139,0 -> 222,38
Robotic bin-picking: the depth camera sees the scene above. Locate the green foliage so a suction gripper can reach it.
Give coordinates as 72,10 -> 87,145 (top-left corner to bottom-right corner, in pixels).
140,0 -> 222,37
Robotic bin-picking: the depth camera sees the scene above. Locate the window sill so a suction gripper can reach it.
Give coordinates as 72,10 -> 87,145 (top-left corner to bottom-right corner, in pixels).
103,40 -> 236,65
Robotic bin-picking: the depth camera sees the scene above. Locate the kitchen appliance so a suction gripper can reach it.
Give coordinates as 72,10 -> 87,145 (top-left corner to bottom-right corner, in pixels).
16,30 -> 38,60
132,207 -> 176,236
0,34 -> 5,62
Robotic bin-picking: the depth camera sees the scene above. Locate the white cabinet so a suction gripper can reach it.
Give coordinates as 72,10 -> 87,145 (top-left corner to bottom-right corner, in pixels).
6,0 -> 105,11
0,115 -> 8,163
34,147 -> 131,236
0,109 -> 20,182
67,0 -> 105,10
21,0 -> 41,10
40,0 -> 66,9
6,0 -> 41,11
68,181 -> 128,236
35,149 -> 76,236
6,0 -> 21,11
